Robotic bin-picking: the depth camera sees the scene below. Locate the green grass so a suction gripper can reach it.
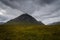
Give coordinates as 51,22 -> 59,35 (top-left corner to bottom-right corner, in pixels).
0,23 -> 60,40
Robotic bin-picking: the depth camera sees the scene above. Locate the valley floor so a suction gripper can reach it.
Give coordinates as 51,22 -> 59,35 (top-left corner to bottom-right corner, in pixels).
0,24 -> 60,40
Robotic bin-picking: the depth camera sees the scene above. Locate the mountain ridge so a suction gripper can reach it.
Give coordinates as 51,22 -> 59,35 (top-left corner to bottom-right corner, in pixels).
5,13 -> 44,25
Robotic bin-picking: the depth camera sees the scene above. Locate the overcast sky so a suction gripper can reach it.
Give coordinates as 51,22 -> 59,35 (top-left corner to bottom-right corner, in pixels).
0,0 -> 60,25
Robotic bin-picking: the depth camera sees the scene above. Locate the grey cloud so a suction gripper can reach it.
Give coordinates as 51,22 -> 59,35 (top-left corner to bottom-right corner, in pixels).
0,2 -> 24,22
0,0 -> 15,8
1,0 -> 55,14
41,0 -> 56,4
0,0 -> 57,14
0,0 -> 60,25
0,1 -> 23,16
0,15 -> 8,21
31,0 -> 60,25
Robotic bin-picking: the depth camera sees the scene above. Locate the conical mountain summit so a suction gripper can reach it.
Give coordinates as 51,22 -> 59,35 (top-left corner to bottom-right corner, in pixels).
6,13 -> 44,25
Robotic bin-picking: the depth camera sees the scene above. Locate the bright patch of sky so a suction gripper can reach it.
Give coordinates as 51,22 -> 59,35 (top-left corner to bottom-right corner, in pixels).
0,8 -> 6,15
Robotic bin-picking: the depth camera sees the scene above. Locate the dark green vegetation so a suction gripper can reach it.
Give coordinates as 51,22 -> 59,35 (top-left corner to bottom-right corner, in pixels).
0,23 -> 60,40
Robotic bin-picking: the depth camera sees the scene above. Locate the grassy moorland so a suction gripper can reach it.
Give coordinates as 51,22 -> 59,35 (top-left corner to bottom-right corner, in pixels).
0,23 -> 60,40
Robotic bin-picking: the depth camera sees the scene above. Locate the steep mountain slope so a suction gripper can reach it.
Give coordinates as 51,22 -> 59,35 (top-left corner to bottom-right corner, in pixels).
5,13 -> 44,25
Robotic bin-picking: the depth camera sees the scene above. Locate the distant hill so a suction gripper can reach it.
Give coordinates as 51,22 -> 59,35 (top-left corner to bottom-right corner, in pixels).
5,13 -> 44,25
0,22 -> 4,25
50,22 -> 60,25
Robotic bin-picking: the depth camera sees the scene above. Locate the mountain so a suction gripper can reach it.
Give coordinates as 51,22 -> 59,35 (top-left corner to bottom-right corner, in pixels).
5,13 -> 44,25
50,22 -> 60,25
0,22 -> 4,25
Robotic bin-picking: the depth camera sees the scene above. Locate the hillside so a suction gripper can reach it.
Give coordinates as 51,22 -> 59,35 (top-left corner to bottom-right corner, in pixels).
0,22 -> 60,40
5,14 -> 44,25
0,14 -> 60,40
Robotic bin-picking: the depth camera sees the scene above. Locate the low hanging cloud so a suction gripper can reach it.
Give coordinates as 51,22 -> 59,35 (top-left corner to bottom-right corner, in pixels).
0,0 -> 60,25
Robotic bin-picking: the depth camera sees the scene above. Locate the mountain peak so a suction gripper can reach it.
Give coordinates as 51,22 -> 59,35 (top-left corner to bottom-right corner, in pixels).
6,13 -> 44,25
9,13 -> 37,23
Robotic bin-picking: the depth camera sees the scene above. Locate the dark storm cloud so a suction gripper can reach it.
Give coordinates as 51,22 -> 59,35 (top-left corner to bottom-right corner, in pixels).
0,0 -> 56,14
0,0 -> 60,25
0,0 -> 55,7
41,0 -> 56,4
0,2 -> 23,22
0,0 -> 15,8
0,0 -> 57,14
0,1 -> 23,16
